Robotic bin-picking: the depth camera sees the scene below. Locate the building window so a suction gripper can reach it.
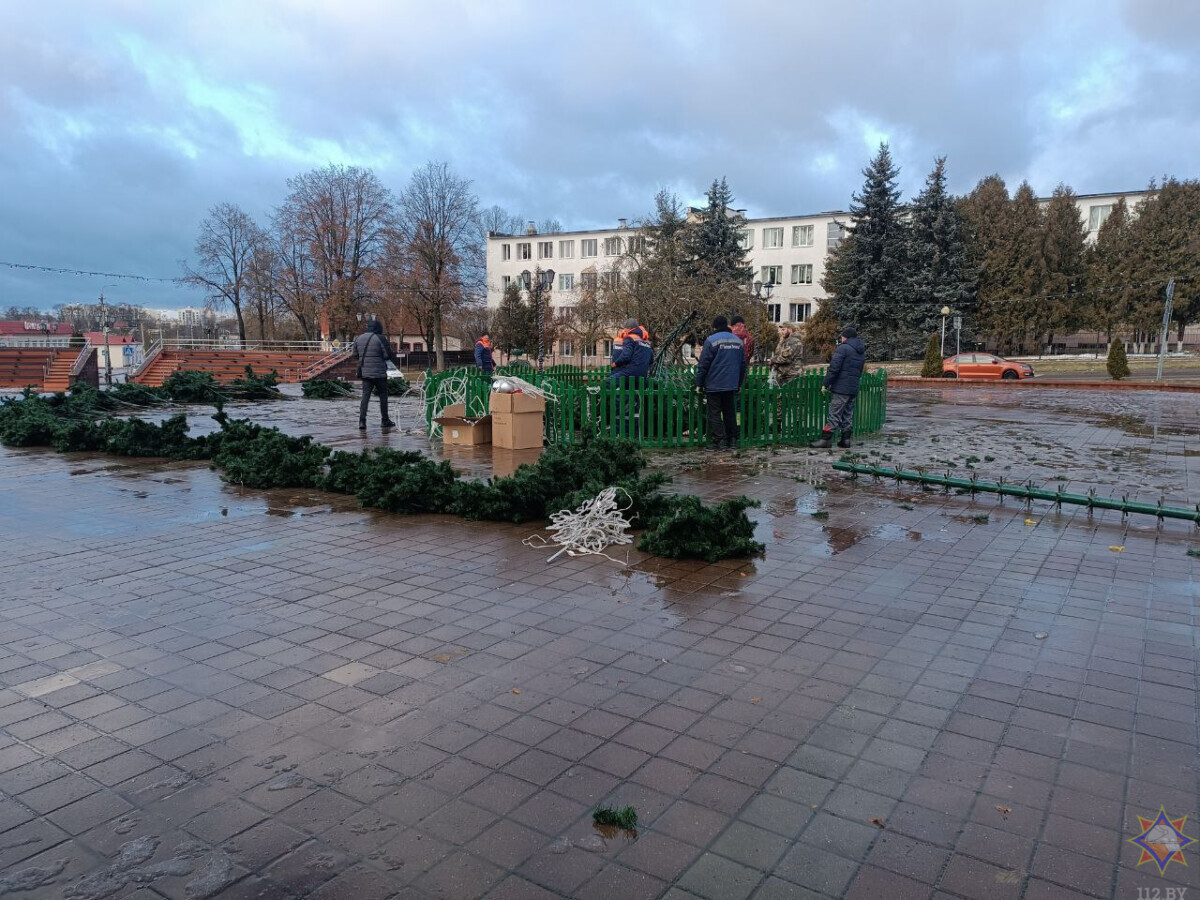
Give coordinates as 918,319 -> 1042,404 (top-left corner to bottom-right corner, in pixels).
502,243 -> 511,261
791,264 -> 813,284
1088,204 -> 1114,231
517,242 -> 532,260
604,237 -> 622,256
558,273 -> 574,290
581,239 -> 598,258
628,236 -> 646,253
826,223 -> 845,248
789,303 -> 811,321
792,224 -> 814,247
580,272 -> 598,288
586,342 -> 597,357
560,340 -> 573,357
761,265 -> 783,285
762,227 -> 784,249
538,241 -> 553,259
602,339 -> 613,357
502,275 -> 512,290
559,240 -> 575,258
739,229 -> 754,250
600,271 -> 620,288
767,303 -> 781,323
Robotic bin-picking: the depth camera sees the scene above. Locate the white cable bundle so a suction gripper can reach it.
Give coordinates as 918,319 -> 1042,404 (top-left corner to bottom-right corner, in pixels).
425,372 -> 474,436
525,487 -> 633,562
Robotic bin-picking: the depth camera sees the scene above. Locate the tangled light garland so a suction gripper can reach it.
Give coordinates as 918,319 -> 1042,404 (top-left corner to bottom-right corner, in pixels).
524,486 -> 633,562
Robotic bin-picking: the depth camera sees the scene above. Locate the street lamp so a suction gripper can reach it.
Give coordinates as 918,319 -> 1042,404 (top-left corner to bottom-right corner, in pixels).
940,306 -> 951,356
520,267 -> 555,372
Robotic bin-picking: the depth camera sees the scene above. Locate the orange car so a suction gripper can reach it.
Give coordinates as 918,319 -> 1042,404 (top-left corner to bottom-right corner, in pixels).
942,353 -> 1035,380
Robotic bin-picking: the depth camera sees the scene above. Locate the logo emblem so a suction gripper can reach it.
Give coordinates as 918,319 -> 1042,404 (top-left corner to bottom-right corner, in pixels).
1128,807 -> 1196,875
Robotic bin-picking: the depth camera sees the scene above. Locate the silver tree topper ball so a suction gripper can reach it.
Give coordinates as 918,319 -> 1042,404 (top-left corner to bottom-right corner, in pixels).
492,378 -> 516,393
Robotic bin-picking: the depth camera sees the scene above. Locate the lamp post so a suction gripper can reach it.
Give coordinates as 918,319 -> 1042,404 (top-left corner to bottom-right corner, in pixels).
940,306 -> 951,356
521,267 -> 554,373
98,291 -> 113,387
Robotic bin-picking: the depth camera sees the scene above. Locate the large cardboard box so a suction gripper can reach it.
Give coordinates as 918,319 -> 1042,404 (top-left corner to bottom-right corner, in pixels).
489,392 -> 546,414
435,402 -> 492,445
492,412 -> 543,450
492,447 -> 543,478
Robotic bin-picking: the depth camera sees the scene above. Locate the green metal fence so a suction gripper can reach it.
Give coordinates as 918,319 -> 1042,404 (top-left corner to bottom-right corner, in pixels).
425,367 -> 887,448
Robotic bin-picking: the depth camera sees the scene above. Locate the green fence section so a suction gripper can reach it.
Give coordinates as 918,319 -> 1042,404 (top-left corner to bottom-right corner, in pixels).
425,367 -> 887,448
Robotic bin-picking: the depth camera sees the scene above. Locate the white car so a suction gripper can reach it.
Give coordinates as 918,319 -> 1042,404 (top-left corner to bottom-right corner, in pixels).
385,360 -> 406,380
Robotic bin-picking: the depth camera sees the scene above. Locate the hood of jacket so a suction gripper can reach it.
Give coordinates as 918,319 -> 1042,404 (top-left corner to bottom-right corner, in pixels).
844,336 -> 866,356
368,320 -> 384,335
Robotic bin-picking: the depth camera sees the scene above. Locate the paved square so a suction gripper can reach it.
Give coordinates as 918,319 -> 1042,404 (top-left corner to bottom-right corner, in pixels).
0,386 -> 1195,899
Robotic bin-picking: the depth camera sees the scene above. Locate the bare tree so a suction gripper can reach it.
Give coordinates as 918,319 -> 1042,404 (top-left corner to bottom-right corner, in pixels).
558,279 -> 608,365
182,203 -> 263,342
397,162 -> 480,370
276,164 -> 393,340
269,219 -> 322,340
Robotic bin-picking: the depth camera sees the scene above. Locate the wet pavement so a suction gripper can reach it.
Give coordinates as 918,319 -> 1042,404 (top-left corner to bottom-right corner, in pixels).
0,385 -> 1196,899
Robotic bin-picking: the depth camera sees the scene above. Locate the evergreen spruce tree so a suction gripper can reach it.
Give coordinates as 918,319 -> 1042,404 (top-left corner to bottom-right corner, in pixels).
1008,182 -> 1046,353
904,158 -> 975,359
493,281 -> 533,357
1106,337 -> 1130,380
1085,198 -> 1131,342
821,143 -> 910,359
803,305 -> 841,363
684,177 -> 754,288
921,333 -> 944,377
1124,178 -> 1200,340
1038,184 -> 1088,349
958,175 -> 1013,350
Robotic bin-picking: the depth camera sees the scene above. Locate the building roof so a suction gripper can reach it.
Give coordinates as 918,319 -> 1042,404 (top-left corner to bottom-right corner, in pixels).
0,320 -> 73,335
83,332 -> 137,345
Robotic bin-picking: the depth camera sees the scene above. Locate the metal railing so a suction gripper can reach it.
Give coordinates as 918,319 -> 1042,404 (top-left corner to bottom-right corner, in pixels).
129,337 -> 163,379
0,337 -> 73,348
299,346 -> 354,380
161,338 -> 334,352
68,341 -> 93,378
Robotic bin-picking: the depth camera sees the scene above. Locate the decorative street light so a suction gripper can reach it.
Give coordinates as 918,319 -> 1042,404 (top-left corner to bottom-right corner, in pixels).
940,306 -> 951,356
520,267 -> 555,372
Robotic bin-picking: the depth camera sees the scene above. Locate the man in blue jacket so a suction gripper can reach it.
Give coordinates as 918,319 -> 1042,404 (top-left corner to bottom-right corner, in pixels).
608,318 -> 652,436
811,327 -> 867,449
474,332 -> 494,375
695,315 -> 747,450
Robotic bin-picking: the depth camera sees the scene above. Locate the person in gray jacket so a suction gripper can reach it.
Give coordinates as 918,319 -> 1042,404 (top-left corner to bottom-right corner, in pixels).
353,320 -> 397,430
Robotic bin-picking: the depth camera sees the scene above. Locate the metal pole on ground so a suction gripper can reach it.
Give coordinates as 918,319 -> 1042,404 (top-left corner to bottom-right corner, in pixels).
1156,278 -> 1175,382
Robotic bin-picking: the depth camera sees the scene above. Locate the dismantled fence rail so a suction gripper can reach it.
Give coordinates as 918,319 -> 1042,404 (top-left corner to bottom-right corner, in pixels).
831,461 -> 1200,524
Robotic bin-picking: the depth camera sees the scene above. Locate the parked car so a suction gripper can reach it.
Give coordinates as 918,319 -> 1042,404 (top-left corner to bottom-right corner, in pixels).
942,353 -> 1034,380
385,360 -> 406,380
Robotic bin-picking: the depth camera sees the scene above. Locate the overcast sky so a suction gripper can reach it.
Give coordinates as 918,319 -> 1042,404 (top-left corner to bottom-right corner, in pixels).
2,0 -> 1197,311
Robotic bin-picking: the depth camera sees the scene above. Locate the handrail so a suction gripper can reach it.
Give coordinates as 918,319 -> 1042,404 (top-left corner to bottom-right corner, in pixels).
0,337 -> 74,348
162,338 -> 335,352
69,341 -> 94,378
300,346 -> 354,380
129,337 -> 162,378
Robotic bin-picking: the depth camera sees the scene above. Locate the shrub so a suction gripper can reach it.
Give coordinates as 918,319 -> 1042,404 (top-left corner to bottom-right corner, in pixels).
1106,339 -> 1130,380
920,333 -> 943,377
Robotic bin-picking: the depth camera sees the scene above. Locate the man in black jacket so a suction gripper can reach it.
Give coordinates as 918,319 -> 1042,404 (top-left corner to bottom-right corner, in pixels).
811,327 -> 866,449
353,320 -> 397,430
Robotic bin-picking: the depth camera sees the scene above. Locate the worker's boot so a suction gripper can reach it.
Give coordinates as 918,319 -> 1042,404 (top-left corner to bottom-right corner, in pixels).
809,429 -> 834,449
838,430 -> 852,449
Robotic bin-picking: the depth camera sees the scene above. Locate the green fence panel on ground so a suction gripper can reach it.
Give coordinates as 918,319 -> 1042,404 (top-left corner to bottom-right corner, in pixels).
424,366 -> 887,448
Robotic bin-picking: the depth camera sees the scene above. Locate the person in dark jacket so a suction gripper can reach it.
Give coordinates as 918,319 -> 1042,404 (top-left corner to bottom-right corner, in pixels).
353,319 -> 397,430
811,327 -> 867,449
695,315 -> 747,449
474,332 -> 494,375
608,318 -> 653,436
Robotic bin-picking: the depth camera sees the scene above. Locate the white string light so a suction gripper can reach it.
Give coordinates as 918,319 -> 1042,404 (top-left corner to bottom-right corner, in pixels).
523,487 -> 633,563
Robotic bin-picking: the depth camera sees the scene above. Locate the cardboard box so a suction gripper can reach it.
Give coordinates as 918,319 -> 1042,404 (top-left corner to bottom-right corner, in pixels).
434,414 -> 492,445
441,402 -> 466,418
489,391 -> 546,414
492,412 -> 544,450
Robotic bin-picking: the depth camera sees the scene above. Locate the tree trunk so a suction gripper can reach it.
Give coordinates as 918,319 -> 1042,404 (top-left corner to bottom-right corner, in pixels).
433,305 -> 445,372
234,304 -> 247,343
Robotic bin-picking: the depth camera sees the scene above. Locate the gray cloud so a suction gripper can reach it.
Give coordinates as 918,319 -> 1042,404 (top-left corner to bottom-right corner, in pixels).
0,0 -> 1196,309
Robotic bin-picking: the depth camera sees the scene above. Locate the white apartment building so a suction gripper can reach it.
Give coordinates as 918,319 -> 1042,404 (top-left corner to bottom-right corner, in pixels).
484,190 -> 1147,349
